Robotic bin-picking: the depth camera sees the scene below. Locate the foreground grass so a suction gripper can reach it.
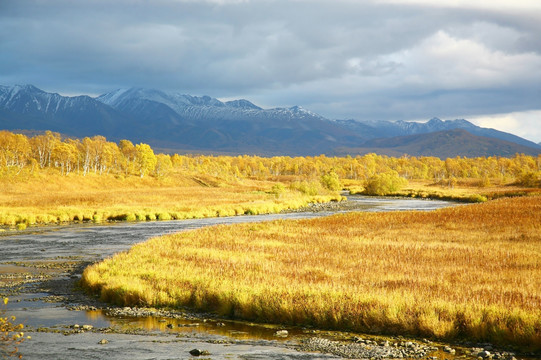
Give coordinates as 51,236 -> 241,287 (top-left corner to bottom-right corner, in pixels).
82,195 -> 541,349
0,170 -> 340,229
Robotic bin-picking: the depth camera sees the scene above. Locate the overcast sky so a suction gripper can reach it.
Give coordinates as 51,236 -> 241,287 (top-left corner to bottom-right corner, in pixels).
1,0 -> 540,143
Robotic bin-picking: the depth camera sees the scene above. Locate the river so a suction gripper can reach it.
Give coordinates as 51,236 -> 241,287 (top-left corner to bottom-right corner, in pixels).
1,196 -> 459,359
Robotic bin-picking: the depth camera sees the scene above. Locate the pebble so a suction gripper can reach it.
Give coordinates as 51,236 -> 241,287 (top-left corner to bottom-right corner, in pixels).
98,339 -> 108,345
189,349 -> 210,356
444,346 -> 456,354
299,337 -> 435,359
274,330 -> 289,337
478,350 -> 492,358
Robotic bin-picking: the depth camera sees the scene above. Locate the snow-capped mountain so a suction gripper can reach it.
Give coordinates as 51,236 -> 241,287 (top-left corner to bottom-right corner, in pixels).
93,87 -> 351,154
0,84 -> 97,116
0,84 -> 126,136
336,117 -> 539,149
1,84 -> 539,157
96,88 -> 329,125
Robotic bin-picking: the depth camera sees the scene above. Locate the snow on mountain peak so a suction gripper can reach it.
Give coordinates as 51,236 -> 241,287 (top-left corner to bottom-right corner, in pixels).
225,99 -> 262,110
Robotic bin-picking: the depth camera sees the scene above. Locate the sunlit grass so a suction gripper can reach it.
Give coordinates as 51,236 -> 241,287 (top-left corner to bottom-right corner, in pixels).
0,169 -> 341,228
345,178 -> 541,202
82,196 -> 541,349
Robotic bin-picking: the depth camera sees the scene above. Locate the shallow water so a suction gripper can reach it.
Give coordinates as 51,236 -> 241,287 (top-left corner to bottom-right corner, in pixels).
1,196 -> 457,359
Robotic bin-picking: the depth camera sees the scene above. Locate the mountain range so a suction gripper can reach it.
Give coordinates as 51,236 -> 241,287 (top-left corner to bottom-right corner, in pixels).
1,84 -> 540,158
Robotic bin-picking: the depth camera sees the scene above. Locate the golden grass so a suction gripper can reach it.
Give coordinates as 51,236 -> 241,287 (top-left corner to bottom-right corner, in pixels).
345,178 -> 541,203
82,196 -> 541,348
0,170 -> 341,227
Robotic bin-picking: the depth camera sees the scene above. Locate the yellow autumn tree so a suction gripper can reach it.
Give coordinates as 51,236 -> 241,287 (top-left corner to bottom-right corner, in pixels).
135,143 -> 157,178
155,154 -> 173,177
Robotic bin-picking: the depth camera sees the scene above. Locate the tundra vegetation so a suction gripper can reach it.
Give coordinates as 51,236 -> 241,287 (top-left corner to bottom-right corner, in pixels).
81,196 -> 541,349
1,130 -> 541,350
1,130 -> 539,229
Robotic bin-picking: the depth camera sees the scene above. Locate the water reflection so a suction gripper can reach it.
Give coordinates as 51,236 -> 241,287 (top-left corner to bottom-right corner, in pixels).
86,308 -> 304,341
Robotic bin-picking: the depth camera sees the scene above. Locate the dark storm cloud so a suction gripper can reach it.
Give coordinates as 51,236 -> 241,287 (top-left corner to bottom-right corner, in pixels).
1,0 -> 540,140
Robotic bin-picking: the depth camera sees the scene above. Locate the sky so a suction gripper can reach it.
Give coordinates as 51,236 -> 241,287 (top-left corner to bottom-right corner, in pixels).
1,0 -> 540,143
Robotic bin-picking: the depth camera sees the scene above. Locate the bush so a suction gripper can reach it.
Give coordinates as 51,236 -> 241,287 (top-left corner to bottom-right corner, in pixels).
1,298 -> 29,358
157,212 -> 172,221
518,171 -> 540,188
290,181 -> 320,196
125,213 -> 137,222
469,194 -> 488,203
92,213 -> 103,223
320,171 -> 342,191
364,171 -> 408,196
135,212 -> 146,221
146,213 -> 157,221
270,183 -> 286,197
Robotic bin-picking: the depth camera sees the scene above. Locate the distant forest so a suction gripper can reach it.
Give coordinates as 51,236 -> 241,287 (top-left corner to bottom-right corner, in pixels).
1,130 -> 540,186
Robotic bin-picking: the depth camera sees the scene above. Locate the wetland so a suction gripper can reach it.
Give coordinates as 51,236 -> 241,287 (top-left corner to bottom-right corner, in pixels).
0,195 -> 491,360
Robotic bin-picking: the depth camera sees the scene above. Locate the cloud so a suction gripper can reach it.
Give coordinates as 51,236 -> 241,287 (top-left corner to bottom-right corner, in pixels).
0,0 -> 540,141
379,0 -> 541,12
468,110 -> 541,144
390,29 -> 541,90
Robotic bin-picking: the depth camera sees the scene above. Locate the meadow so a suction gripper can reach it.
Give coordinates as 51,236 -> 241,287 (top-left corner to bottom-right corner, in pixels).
1,130 -> 539,229
81,195 -> 541,349
0,169 -> 341,230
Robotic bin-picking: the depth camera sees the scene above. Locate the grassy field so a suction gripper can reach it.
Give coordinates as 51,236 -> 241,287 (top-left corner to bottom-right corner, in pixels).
0,169 -> 341,229
81,195 -> 541,349
345,178 -> 541,203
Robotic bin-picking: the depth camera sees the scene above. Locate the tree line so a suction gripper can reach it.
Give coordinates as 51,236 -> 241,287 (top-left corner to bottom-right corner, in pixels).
0,130 -> 540,185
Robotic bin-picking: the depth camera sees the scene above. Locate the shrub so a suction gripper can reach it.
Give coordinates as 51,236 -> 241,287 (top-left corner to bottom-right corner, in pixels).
320,171 -> 342,191
125,213 -> 137,222
290,181 -> 320,196
157,212 -> 172,221
270,183 -> 286,197
518,171 -> 540,188
146,213 -> 156,221
364,171 -> 408,195
1,298 -> 29,357
135,212 -> 147,221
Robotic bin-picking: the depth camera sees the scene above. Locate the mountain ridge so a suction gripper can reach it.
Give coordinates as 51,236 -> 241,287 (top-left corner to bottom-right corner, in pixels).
1,84 -> 540,158
335,128 -> 541,158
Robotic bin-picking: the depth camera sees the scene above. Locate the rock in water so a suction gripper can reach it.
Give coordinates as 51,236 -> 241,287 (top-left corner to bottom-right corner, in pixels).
189,349 -> 210,356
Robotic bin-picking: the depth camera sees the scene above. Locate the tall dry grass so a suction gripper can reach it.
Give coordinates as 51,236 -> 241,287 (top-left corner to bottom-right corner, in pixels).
0,170 -> 340,228
82,196 -> 541,349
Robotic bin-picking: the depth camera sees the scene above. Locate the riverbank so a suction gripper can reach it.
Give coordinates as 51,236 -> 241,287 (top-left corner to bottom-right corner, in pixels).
2,196 -> 538,359
81,195 -> 541,351
0,171 -> 344,231
0,196 -> 471,359
3,165 -> 538,232
2,257 -> 526,360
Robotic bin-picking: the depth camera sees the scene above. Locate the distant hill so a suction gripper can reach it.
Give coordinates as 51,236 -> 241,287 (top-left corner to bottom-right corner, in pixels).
334,129 -> 541,158
335,117 -> 539,149
1,84 -> 540,158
